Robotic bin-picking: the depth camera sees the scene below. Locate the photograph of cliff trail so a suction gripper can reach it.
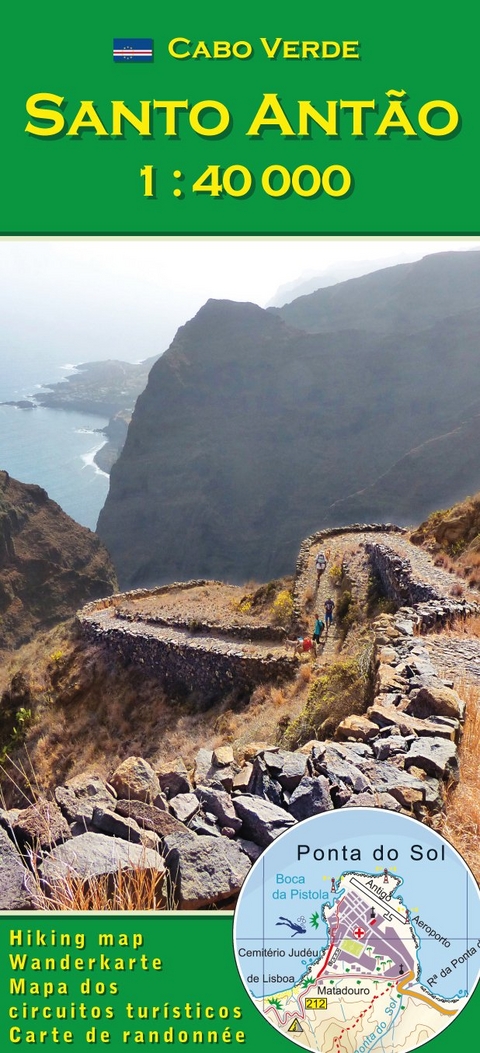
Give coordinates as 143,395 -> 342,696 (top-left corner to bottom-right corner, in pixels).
1,238 -> 480,912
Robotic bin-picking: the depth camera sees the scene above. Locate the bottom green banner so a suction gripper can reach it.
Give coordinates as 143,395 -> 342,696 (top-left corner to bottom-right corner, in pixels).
0,914 -> 478,1050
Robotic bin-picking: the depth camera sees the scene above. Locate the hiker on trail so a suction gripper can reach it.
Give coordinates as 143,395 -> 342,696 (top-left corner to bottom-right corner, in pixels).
312,614 -> 325,648
324,598 -> 335,629
315,550 -> 327,584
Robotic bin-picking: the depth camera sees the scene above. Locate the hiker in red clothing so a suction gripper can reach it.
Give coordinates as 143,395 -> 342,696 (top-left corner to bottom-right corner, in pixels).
293,636 -> 314,656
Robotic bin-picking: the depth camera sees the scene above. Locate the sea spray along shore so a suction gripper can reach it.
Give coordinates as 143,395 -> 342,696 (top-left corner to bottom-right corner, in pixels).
0,405 -> 110,530
0,355 -> 157,528
80,440 -> 109,480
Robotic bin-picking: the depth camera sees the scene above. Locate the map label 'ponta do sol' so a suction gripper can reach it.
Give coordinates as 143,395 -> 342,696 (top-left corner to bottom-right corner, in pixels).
296,843 -> 446,862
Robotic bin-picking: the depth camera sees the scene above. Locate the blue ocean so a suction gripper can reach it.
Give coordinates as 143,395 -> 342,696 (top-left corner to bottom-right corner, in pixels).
0,352 -> 110,531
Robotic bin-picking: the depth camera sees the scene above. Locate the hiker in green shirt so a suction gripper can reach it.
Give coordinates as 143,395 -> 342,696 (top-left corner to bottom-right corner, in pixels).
312,613 -> 325,655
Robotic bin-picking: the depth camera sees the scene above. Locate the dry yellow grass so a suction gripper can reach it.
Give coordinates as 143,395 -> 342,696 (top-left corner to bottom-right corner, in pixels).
433,678 -> 480,881
298,662 -> 313,684
27,855 -> 169,911
0,623 -> 315,802
432,542 -> 480,589
463,614 -> 480,638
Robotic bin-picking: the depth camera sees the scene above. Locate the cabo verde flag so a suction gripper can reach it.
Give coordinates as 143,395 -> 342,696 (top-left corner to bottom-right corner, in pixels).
113,38 -> 153,62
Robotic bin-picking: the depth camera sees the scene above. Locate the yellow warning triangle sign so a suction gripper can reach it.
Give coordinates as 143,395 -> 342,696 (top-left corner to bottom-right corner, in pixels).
288,1019 -> 304,1033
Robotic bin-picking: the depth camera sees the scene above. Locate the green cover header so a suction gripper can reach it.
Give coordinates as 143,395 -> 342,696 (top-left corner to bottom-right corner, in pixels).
1,1 -> 477,233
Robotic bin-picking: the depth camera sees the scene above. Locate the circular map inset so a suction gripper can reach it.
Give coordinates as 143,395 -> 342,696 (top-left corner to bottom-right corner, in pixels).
233,809 -> 480,1052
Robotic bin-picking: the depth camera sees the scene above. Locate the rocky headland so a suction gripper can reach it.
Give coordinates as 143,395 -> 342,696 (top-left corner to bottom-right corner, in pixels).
15,356 -> 160,472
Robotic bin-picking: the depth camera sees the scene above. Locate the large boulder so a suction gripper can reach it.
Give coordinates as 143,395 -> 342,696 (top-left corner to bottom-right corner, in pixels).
404,738 -> 459,780
357,761 -> 441,811
39,832 -> 166,895
155,761 -> 191,799
343,791 -> 401,811
311,747 -> 371,793
115,800 -> 186,839
0,827 -> 36,909
195,787 -> 242,831
375,664 -> 408,694
367,703 -> 459,740
12,797 -> 72,851
246,757 -> 284,807
212,746 -> 235,766
169,794 -> 200,823
193,748 -> 239,793
288,776 -> 333,820
162,832 -> 251,908
263,750 -> 307,792
109,757 -> 167,807
232,795 -> 296,847
335,714 -> 380,742
405,684 -> 465,721
55,774 -> 116,824
232,765 -> 253,793
91,806 -> 160,849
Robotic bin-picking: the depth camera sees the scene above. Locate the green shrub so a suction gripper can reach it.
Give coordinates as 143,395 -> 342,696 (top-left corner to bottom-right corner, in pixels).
281,653 -> 371,748
0,707 -> 33,763
187,618 -> 204,633
335,590 -> 361,633
449,539 -> 467,557
328,564 -> 343,587
271,589 -> 294,627
49,650 -> 65,664
236,598 -> 253,614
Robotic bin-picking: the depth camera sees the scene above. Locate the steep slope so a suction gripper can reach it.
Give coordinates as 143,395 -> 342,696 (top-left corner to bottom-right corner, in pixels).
274,249 -> 480,334
0,471 -> 117,648
97,253 -> 480,588
323,407 -> 480,528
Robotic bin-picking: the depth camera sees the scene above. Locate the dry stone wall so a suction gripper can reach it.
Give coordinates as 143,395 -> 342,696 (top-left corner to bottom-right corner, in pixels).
365,541 -> 480,630
78,529 -> 480,705
329,539 -> 480,811
78,580 -> 295,702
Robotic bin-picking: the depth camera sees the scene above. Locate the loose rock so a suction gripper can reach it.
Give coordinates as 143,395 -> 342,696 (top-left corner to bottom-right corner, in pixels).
233,795 -> 297,846
162,833 -> 251,908
109,757 -> 167,808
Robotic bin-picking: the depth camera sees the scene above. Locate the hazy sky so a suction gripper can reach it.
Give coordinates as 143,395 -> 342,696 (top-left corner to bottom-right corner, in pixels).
1,237 -> 479,364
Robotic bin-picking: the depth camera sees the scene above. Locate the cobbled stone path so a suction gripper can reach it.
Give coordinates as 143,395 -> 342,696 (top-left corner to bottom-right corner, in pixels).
424,634 -> 480,685
85,604 -> 289,659
82,528 -> 480,684
300,530 -> 480,672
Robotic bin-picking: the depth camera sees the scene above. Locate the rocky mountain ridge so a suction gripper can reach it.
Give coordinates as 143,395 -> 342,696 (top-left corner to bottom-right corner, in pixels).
0,470 -> 117,649
98,250 -> 480,588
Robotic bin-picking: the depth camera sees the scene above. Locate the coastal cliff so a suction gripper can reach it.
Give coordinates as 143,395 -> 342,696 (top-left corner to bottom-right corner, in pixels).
97,251 -> 480,589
